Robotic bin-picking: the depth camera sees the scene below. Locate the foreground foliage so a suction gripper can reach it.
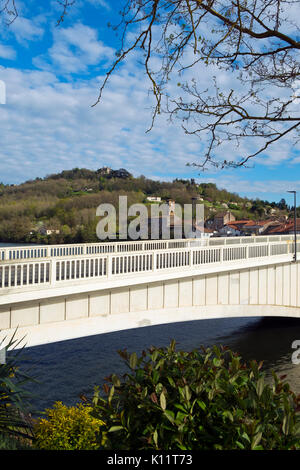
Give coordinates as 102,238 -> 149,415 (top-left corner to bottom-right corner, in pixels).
0,332 -> 34,448
91,342 -> 300,450
32,342 -> 300,450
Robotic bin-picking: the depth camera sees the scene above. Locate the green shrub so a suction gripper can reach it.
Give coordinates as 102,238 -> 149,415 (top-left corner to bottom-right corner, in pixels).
92,341 -> 300,450
0,332 -> 34,445
34,402 -> 105,450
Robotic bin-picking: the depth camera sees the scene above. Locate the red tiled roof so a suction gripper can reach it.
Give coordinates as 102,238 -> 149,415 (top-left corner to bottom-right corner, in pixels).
266,222 -> 297,234
225,220 -> 254,227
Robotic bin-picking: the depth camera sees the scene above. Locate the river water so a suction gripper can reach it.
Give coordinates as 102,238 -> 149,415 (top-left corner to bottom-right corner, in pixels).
2,244 -> 300,416
17,316 -> 300,416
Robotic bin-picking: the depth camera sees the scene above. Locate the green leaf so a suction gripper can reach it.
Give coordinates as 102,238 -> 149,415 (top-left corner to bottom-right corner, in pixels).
108,426 -> 124,432
151,350 -> 159,362
175,411 -> 187,424
136,369 -> 145,382
153,429 -> 158,447
251,432 -> 262,449
152,369 -> 160,384
197,400 -> 207,411
283,414 -> 291,436
174,403 -> 188,413
111,374 -> 120,387
160,391 -> 167,410
213,358 -> 221,367
164,409 -> 175,424
129,352 -> 138,369
241,432 -> 251,443
167,376 -> 175,387
236,441 -> 245,450
256,377 -> 264,398
222,410 -> 234,422
183,385 -> 191,402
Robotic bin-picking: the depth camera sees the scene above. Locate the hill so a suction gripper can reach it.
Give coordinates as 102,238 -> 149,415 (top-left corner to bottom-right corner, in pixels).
0,168 -> 291,243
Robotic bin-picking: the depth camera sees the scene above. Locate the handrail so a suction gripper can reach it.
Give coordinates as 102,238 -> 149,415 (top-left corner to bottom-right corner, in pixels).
0,234 -> 297,262
0,239 -> 298,291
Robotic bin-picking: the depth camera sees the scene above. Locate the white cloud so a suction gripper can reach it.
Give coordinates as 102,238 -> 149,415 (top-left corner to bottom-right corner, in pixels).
10,16 -> 44,43
0,62 -> 200,184
196,174 -> 300,198
34,23 -> 114,74
0,44 -> 16,60
86,0 -> 110,9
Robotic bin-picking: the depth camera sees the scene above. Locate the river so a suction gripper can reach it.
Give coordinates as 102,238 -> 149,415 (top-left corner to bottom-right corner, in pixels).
16,316 -> 300,416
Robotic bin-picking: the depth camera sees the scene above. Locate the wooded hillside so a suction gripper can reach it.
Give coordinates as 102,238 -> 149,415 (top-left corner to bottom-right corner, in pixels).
0,168 -> 289,243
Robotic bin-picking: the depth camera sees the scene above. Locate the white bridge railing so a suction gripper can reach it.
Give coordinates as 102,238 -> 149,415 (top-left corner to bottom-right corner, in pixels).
0,234 -> 297,262
0,238 -> 299,292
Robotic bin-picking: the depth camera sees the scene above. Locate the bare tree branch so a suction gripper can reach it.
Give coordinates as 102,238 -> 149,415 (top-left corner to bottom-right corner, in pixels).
95,0 -> 300,169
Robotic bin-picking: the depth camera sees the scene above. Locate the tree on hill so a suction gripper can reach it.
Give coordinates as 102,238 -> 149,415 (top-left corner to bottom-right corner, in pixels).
277,198 -> 288,211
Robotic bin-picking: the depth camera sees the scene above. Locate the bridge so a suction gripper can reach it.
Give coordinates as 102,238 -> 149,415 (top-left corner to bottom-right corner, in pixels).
0,234 -> 299,348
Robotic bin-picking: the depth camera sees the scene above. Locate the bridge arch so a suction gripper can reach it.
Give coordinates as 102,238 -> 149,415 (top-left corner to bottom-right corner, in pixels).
1,257 -> 300,348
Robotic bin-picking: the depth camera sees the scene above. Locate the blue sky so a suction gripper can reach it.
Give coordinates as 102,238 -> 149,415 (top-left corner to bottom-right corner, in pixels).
0,0 -> 299,203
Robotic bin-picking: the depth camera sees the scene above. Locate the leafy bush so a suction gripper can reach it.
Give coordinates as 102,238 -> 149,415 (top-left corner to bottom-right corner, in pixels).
34,402 -> 105,450
0,332 -> 34,447
91,341 -> 300,450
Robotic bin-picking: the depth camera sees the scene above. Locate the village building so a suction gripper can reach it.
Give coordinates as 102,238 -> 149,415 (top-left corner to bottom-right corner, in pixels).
146,196 -> 162,202
212,211 -> 236,230
38,227 -> 60,236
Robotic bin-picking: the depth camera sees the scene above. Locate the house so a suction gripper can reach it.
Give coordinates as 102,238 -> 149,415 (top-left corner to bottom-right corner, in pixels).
265,219 -> 300,235
213,211 -> 236,230
98,166 -> 112,176
241,220 -> 272,235
218,219 -> 272,236
219,223 -> 241,236
38,227 -> 60,236
186,225 -> 214,239
146,196 -> 162,202
286,219 -> 300,234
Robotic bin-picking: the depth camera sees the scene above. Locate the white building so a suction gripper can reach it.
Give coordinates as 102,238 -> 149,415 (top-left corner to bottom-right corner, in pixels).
146,196 -> 162,202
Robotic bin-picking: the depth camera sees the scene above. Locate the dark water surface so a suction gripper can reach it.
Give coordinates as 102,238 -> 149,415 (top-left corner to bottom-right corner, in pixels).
17,316 -> 300,416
